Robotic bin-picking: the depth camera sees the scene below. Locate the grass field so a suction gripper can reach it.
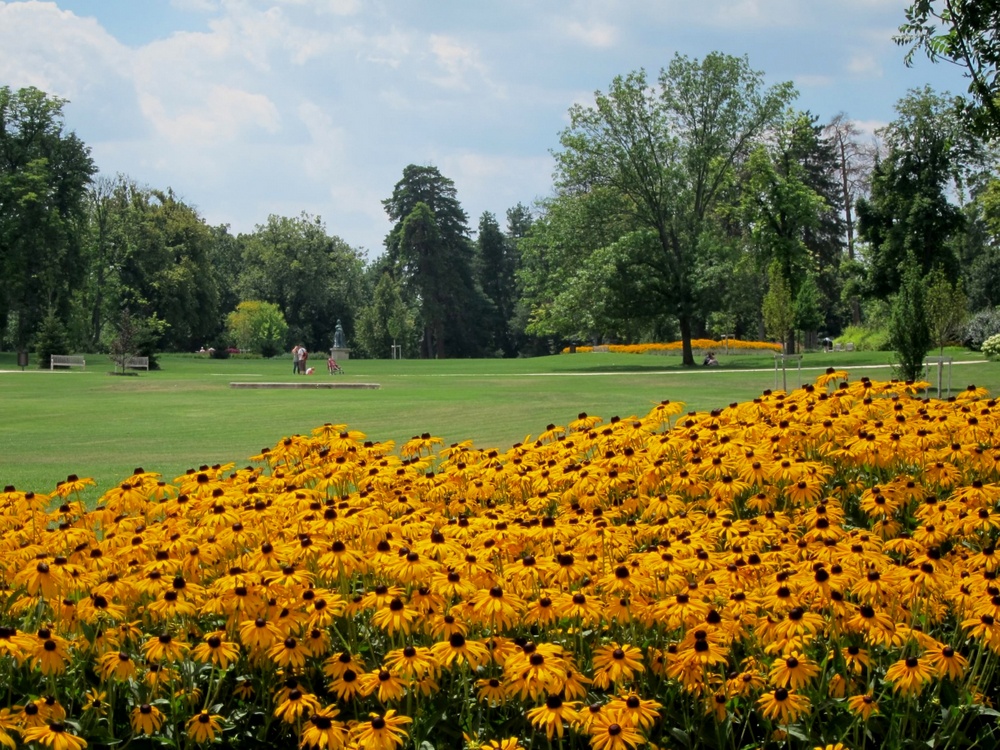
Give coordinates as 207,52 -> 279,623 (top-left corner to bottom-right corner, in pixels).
1,348 -> 995,498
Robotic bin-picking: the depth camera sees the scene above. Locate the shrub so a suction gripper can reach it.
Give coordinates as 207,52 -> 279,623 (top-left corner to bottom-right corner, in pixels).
982,332 -> 1000,359
834,324 -> 890,351
966,307 -> 1000,350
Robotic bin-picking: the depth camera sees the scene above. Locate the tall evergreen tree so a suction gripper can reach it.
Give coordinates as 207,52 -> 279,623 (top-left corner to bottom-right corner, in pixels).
477,211 -> 518,357
383,165 -> 489,358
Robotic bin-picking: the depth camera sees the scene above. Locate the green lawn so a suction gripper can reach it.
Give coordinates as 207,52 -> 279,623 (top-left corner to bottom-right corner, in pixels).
1,348 -> 995,498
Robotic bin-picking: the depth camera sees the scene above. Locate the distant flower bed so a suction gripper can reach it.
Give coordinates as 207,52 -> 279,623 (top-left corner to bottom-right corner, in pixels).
564,339 -> 783,355
2,371 -> 1000,749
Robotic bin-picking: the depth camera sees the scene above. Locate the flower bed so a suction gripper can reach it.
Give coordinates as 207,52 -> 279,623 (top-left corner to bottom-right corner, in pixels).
1,370 -> 999,749
564,339 -> 783,355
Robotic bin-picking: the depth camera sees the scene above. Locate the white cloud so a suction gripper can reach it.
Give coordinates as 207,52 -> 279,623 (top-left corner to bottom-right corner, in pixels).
428,34 -> 491,92
139,85 -> 280,146
0,1 -> 129,100
847,52 -> 883,77
565,21 -> 618,48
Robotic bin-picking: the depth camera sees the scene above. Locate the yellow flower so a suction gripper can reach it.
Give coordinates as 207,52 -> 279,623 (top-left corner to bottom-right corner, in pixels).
350,710 -> 412,750
299,705 -> 348,749
526,695 -> 581,740
191,632 -> 241,670
20,722 -> 87,750
587,710 -> 645,750
430,633 -> 490,670
846,693 -> 879,722
592,643 -> 644,684
884,656 -> 935,698
186,710 -> 223,744
131,704 -> 164,736
757,688 -> 810,725
274,689 -> 322,724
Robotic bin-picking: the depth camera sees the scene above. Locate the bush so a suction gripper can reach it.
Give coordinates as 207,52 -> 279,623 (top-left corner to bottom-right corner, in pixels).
966,307 -> 1000,350
983,332 -> 1000,359
834,324 -> 890,351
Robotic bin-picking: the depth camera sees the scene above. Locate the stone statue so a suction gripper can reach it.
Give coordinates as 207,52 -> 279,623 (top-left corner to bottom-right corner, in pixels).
333,320 -> 346,350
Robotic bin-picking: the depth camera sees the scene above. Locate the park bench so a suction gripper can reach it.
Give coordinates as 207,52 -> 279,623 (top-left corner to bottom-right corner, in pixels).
125,356 -> 149,370
50,355 -> 86,370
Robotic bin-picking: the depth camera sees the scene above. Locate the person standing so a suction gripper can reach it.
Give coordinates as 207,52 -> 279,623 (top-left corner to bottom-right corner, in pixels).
299,347 -> 308,374
292,344 -> 301,374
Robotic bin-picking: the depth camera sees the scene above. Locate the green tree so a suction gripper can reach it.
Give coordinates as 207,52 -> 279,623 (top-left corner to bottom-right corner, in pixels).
889,254 -> 932,381
553,54 -> 794,365
856,88 -> 978,299
33,307 -> 71,369
477,211 -> 519,356
517,188 -> 634,345
238,213 -> 366,353
354,272 -> 414,358
383,165 -> 490,358
226,300 -> 288,357
762,260 -> 796,353
794,273 -> 826,349
79,177 -> 220,353
0,86 -> 96,349
739,111 -> 842,348
924,266 -> 968,355
897,1 -> 1000,137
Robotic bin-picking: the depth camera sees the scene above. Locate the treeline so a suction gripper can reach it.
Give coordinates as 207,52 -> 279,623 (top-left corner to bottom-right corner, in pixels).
3,49 -> 1000,364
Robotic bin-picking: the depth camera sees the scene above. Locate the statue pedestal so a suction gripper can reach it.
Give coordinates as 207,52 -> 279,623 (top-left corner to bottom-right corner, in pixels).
330,347 -> 351,361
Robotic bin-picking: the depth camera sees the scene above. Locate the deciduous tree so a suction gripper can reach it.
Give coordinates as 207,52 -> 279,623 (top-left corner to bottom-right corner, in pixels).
553,54 -> 794,365
0,86 -> 95,349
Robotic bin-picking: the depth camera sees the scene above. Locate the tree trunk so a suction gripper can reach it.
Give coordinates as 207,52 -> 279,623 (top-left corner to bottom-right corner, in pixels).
679,315 -> 696,366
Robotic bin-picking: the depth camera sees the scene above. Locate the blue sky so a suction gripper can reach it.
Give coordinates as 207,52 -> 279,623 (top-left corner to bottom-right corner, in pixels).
0,0 -> 971,256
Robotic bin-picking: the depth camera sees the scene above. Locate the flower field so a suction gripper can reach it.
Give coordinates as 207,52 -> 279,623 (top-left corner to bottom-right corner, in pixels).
564,340 -> 783,355
2,371 -> 1000,749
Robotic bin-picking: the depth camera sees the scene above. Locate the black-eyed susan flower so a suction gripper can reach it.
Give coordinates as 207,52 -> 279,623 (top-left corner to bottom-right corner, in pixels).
846,693 -> 879,721
476,677 -> 507,707
186,710 -> 223,744
924,644 -> 968,680
383,645 -> 436,680
191,632 -> 241,670
526,694 -> 581,740
757,687 -> 810,724
274,689 -> 322,724
592,643 -> 644,685
328,668 -> 363,702
360,669 -> 407,704
587,710 -> 645,750
142,632 -> 187,663
299,705 -> 348,749
430,633 -> 489,670
268,636 -> 309,670
604,693 -> 661,732
20,721 -> 87,750
350,710 -> 411,749
130,704 -> 164,736
97,650 -> 137,682
768,652 -> 821,690
478,739 -> 523,750
884,655 -> 935,697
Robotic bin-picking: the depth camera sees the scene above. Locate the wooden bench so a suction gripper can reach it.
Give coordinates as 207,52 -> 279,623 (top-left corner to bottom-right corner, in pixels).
125,356 -> 149,370
50,355 -> 86,370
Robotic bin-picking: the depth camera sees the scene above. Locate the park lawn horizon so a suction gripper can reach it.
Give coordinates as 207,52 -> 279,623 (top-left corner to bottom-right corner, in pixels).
0,348 -> 994,498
